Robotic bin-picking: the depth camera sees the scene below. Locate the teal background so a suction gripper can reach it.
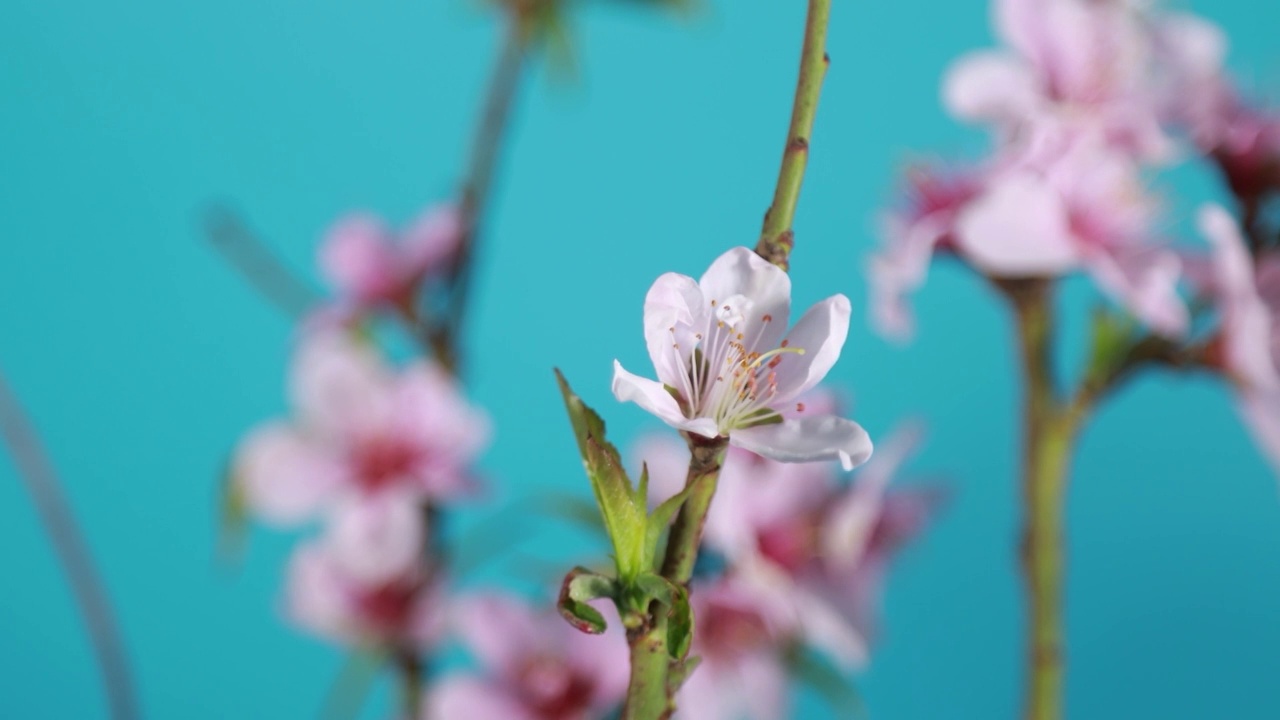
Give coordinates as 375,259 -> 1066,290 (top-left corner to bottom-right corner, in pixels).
3,0 -> 1279,717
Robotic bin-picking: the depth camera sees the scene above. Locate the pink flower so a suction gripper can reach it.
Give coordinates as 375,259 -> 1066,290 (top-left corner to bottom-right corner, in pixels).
428,594 -> 628,720
1196,205 -> 1280,474
319,204 -> 461,310
613,247 -> 873,470
639,421 -> 940,669
234,330 -> 489,525
952,136 -> 1188,336
870,163 -> 987,341
944,0 -> 1173,162
285,536 -> 444,647
672,577 -> 788,720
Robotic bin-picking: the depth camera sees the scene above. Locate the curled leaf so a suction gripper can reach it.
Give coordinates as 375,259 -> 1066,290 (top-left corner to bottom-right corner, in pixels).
557,566 -> 618,635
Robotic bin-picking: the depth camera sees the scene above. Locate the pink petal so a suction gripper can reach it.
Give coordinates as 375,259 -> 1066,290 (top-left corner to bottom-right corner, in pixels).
643,272 -> 709,389
284,542 -> 355,643
1199,205 -> 1280,387
1241,391 -> 1280,479
955,171 -> 1081,275
943,51 -> 1040,124
323,492 -> 424,585
319,213 -> 400,303
1085,246 -> 1189,338
771,295 -> 851,401
393,360 -> 490,493
427,676 -> 535,720
452,594 -> 546,679
401,204 -> 462,278
234,423 -> 341,524
731,415 -> 873,471
291,330 -> 395,441
612,360 -> 719,438
699,247 -> 792,350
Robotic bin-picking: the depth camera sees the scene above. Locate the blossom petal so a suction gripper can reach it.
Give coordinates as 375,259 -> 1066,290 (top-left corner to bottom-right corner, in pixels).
731,415 -> 873,471
772,295 -> 851,401
394,360 -> 490,495
427,676 -> 535,720
612,361 -> 719,438
643,272 -> 708,388
699,247 -> 792,349
291,331 -> 395,440
452,594 -> 545,680
943,51 -> 1040,124
234,423 -> 342,524
323,492 -> 424,585
955,171 -> 1081,275
868,214 -> 946,342
285,542 -> 355,643
401,204 -> 462,278
1200,204 -> 1280,387
1085,246 -> 1189,338
319,213 -> 399,303
792,587 -> 870,671
1241,391 -> 1280,480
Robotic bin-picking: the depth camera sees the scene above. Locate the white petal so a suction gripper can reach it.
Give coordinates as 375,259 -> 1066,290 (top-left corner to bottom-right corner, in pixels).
955,172 -> 1081,275
731,416 -> 873,471
612,361 -> 719,438
643,272 -> 707,387
771,295 -> 851,401
699,247 -> 792,349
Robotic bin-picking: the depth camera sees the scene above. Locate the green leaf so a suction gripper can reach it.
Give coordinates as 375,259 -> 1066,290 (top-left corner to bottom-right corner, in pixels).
555,369 -> 647,580
783,642 -> 865,719
557,566 -> 618,635
634,573 -> 694,661
216,460 -> 249,565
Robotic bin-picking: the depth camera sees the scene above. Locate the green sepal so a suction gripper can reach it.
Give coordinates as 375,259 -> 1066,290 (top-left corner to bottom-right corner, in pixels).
633,573 -> 694,661
217,458 -> 249,565
557,566 -> 618,635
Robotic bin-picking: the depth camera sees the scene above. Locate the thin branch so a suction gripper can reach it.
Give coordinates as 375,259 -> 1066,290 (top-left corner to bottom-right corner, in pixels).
203,205 -> 323,318
0,370 -> 140,720
755,0 -> 832,269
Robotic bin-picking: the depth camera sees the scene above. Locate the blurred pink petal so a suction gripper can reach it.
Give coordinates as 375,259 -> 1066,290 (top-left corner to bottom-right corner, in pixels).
233,423 -> 342,524
954,170 -> 1080,274
449,593 -> 628,720
323,491 -> 424,585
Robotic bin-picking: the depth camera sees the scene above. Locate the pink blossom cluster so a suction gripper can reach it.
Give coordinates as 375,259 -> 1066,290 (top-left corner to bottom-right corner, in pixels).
635,418 -> 941,719
230,205 -> 491,653
233,328 -> 489,648
872,0 -> 1280,474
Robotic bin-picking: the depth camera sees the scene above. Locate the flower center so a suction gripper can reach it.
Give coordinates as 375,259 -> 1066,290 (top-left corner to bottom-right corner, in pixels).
351,436 -> 419,492
517,656 -> 596,719
698,597 -> 773,660
354,578 -> 418,635
668,298 -> 805,432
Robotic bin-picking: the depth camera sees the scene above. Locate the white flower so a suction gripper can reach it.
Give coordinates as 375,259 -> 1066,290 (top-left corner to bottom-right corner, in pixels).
612,247 -> 873,470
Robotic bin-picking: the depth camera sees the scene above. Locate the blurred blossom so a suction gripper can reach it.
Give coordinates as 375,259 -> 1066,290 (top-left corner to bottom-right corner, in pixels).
873,138 -> 1188,339
285,537 -> 444,648
870,162 -> 986,340
319,204 -> 462,312
1195,205 -> 1280,473
639,420 -> 940,674
954,136 -> 1188,336
233,329 -> 489,533
613,247 -> 873,470
429,594 -> 628,720
943,0 -> 1174,163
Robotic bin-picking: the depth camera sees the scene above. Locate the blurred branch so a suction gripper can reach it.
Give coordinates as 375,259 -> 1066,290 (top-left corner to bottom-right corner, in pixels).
0,369 -> 140,720
203,205 -> 322,318
440,11 -> 534,374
